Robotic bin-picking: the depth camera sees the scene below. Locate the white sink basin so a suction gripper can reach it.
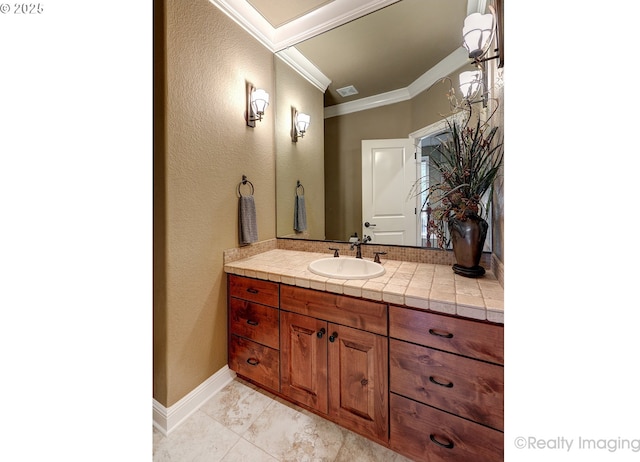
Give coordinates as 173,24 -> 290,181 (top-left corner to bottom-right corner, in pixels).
308,257 -> 385,280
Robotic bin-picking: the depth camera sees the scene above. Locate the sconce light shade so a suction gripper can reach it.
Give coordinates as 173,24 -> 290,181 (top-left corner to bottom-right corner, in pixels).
246,82 -> 269,127
251,89 -> 270,117
296,113 -> 310,136
292,108 -> 310,142
459,70 -> 482,99
462,12 -> 494,60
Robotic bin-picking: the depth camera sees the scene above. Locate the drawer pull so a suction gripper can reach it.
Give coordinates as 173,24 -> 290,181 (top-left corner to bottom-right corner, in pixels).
246,319 -> 259,326
428,328 -> 453,339
430,434 -> 455,449
429,376 -> 454,388
246,357 -> 260,366
246,288 -> 259,294
329,332 -> 339,343
317,328 -> 326,338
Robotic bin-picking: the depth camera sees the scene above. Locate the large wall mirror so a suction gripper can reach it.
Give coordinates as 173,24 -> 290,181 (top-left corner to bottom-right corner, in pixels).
274,0 -> 503,250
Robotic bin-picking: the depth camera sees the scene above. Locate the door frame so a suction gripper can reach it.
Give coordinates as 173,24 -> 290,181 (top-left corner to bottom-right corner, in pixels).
408,112 -> 492,251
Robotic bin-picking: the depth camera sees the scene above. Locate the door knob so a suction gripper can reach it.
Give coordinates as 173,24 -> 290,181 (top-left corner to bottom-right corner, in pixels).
364,222 -> 376,228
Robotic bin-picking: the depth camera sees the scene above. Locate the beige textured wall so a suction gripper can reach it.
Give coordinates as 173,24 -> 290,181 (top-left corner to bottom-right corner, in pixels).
275,58 -> 325,240
155,0 -> 276,407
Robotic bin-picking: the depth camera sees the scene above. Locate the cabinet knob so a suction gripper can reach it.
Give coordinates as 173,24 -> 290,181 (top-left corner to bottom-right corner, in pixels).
430,434 -> 454,449
329,332 -> 338,342
317,328 -> 326,338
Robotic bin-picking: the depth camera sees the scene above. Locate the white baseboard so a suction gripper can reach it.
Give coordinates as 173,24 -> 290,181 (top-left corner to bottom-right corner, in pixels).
152,365 -> 236,436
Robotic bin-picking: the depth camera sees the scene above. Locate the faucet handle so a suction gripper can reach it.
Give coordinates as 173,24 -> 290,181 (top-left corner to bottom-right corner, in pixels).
328,247 -> 340,257
373,251 -> 387,263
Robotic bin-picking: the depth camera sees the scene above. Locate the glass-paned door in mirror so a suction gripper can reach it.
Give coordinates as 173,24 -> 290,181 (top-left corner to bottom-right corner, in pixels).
418,132 -> 492,251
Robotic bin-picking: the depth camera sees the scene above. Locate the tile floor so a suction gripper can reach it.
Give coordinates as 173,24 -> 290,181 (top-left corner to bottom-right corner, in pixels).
153,377 -> 413,462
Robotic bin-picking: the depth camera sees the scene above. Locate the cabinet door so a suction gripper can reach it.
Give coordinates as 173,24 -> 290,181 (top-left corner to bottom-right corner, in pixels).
280,311 -> 328,414
328,323 -> 388,443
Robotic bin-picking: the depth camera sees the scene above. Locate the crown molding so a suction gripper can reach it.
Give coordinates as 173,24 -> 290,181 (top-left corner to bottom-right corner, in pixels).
208,0 -> 400,52
276,48 -> 332,92
209,0 -> 277,51
324,88 -> 410,118
325,47 -> 469,118
271,0 -> 401,51
406,47 -> 470,98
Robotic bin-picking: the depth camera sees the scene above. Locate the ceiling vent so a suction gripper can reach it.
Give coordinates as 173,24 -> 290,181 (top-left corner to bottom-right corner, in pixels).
336,85 -> 359,97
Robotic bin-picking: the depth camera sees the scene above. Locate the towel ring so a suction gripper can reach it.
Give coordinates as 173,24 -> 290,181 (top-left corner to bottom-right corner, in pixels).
238,175 -> 255,196
296,180 -> 304,196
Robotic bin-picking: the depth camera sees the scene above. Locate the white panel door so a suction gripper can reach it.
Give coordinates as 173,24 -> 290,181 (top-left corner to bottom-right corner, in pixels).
362,139 -> 418,246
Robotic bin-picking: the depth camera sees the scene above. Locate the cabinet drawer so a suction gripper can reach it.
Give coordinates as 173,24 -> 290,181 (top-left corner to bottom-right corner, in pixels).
390,339 -> 503,431
280,285 -> 387,335
228,275 -> 279,308
389,305 -> 503,365
229,335 -> 279,392
390,393 -> 503,462
229,298 -> 279,349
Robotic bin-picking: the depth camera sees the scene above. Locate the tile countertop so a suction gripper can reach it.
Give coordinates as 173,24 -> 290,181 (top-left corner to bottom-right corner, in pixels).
224,249 -> 504,324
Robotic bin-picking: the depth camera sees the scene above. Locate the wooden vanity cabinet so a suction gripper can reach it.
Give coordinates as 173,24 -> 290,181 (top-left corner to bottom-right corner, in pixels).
388,305 -> 504,462
280,285 -> 389,445
227,274 -> 505,460
227,275 -> 280,392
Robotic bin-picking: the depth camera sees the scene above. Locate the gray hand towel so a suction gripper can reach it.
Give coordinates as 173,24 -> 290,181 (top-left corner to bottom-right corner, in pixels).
294,195 -> 307,232
239,195 -> 258,244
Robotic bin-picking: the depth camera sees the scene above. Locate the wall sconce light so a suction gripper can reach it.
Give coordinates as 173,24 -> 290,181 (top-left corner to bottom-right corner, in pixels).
291,107 -> 310,142
246,82 -> 269,128
462,12 -> 495,60
461,6 -> 502,108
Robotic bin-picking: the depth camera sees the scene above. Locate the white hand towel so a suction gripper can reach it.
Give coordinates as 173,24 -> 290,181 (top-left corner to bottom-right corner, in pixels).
239,195 -> 258,244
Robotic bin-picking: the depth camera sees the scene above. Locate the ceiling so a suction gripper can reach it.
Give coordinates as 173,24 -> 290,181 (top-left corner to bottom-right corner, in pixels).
212,0 -> 483,109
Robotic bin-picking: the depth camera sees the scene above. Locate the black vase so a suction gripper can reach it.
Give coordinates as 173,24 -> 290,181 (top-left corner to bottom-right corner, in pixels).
448,213 -> 488,277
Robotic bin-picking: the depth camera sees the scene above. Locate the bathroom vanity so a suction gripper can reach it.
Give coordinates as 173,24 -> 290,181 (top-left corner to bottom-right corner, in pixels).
225,249 -> 503,462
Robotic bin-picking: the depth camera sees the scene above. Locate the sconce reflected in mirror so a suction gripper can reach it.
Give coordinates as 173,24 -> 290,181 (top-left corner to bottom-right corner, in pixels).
291,107 -> 310,142
246,82 -> 269,128
459,70 -> 482,100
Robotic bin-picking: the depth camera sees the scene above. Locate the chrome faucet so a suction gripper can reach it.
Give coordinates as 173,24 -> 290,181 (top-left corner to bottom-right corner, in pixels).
350,236 -> 371,258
